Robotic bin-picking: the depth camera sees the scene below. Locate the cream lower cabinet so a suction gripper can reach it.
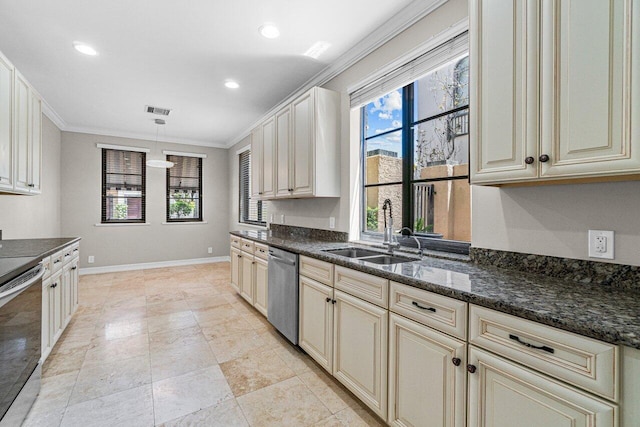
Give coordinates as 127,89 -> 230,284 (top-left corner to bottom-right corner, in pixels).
468,346 -> 617,427
333,289 -> 388,420
253,257 -> 268,317
43,268 -> 62,361
299,275 -> 334,372
388,313 -> 466,427
230,247 -> 241,293
239,253 -> 254,304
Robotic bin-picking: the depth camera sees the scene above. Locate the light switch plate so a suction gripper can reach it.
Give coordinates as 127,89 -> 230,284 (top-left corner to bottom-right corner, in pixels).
588,230 -> 614,259
329,217 -> 335,229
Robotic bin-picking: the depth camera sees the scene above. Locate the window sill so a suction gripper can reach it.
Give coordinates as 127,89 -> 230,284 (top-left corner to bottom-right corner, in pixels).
94,222 -> 151,227
162,221 -> 208,225
237,222 -> 268,230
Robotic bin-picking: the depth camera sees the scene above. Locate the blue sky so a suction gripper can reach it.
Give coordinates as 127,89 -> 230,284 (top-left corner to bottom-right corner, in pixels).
364,89 -> 403,157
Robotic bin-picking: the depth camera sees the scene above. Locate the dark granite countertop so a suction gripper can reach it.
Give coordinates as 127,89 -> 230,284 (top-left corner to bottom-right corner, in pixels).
231,230 -> 640,350
0,238 -> 81,284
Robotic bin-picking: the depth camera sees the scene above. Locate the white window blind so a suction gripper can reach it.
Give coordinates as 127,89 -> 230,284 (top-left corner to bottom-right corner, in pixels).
239,150 -> 266,226
350,31 -> 469,108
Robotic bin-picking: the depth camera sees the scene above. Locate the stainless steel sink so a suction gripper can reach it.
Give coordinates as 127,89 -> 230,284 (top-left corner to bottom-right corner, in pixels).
360,254 -> 415,265
323,248 -> 383,258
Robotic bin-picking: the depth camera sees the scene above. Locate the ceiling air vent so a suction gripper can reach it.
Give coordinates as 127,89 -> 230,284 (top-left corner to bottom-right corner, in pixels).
145,105 -> 171,116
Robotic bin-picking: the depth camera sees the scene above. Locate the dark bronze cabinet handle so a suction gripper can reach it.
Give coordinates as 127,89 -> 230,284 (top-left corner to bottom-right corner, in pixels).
467,364 -> 476,374
237,254 -> 242,258
51,283 -> 57,288
412,301 -> 436,312
525,156 -> 535,164
332,299 -> 337,304
452,357 -> 461,367
72,266 -> 77,270
509,334 -> 555,353
326,297 -> 332,303
288,188 -> 293,192
54,260 -> 61,264
539,154 -> 550,163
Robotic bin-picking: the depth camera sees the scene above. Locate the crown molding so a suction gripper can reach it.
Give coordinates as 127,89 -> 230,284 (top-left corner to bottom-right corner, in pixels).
63,125 -> 227,149
224,0 -> 449,148
41,99 -> 67,130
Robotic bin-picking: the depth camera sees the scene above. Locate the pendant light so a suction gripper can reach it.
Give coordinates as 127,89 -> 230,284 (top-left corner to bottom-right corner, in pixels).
146,119 -> 174,168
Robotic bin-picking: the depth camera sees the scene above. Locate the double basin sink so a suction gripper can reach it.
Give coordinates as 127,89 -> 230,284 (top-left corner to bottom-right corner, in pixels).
322,247 -> 417,265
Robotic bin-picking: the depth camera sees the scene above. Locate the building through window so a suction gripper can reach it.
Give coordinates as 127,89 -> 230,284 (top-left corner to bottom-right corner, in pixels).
362,44 -> 470,252
239,150 -> 266,226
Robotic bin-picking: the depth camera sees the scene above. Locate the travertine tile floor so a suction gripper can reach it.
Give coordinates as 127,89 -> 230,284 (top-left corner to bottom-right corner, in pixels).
23,262 -> 386,427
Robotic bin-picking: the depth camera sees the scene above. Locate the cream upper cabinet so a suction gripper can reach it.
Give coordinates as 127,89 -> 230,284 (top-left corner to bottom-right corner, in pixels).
333,289 -> 388,420
251,86 -> 340,199
468,346 -> 617,427
388,313 -> 467,427
14,71 -> 30,192
275,105 -> 292,197
29,89 -> 42,193
261,116 -> 276,198
250,125 -> 262,199
471,0 -> 640,185
0,53 -> 13,191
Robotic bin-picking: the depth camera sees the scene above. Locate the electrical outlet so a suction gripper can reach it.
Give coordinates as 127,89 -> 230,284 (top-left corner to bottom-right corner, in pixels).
269,214 -> 274,223
207,247 -> 213,254
88,255 -> 95,264
588,230 -> 614,259
329,217 -> 335,229
280,214 -> 285,224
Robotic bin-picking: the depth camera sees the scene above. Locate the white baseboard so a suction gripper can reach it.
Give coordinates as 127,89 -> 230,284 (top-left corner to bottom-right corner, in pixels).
79,256 -> 231,275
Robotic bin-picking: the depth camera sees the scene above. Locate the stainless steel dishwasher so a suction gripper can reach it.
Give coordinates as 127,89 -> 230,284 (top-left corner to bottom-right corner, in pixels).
267,247 -> 299,345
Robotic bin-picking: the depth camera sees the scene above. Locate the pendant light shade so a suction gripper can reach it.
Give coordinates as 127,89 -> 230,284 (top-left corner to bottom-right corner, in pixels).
147,119 -> 174,168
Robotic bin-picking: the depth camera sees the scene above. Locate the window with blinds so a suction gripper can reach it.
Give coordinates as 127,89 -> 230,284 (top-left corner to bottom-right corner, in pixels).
102,148 -> 146,223
166,155 -> 202,222
239,150 -> 266,226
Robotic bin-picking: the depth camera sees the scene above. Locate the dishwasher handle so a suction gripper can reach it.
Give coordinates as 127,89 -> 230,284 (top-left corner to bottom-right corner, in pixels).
269,254 -> 297,266
0,264 -> 45,301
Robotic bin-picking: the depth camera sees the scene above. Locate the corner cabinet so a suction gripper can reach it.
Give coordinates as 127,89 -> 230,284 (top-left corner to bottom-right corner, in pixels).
252,86 -> 341,200
470,0 -> 640,185
0,51 -> 43,195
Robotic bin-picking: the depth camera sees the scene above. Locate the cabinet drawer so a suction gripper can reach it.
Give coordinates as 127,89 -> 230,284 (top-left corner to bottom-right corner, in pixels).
300,256 -> 334,286
470,305 -> 618,401
254,243 -> 269,260
335,266 -> 388,308
389,281 -> 467,340
70,243 -> 80,260
50,250 -> 64,273
41,256 -> 51,279
62,245 -> 74,264
230,235 -> 242,249
240,238 -> 255,254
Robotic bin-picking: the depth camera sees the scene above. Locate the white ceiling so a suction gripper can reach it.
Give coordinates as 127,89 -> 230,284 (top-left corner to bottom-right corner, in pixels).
0,0 -> 435,148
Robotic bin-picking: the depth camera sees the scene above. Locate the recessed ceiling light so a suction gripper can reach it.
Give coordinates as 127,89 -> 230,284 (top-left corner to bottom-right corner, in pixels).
259,23 -> 280,39
303,41 -> 332,59
73,41 -> 98,56
225,80 -> 240,89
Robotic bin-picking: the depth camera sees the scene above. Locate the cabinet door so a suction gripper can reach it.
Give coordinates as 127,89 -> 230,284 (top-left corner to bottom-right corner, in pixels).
261,116 -> 276,198
14,72 -> 30,192
240,253 -> 254,304
299,275 -> 333,373
0,54 -> 13,190
49,271 -> 63,344
41,276 -> 51,361
291,89 -> 315,196
540,0 -> 640,178
29,91 -> 42,193
275,106 -> 292,198
230,247 -> 241,292
71,259 -> 79,312
253,257 -> 268,317
333,289 -> 388,419
470,0 -> 539,184
250,125 -> 262,199
468,346 -> 617,427
388,313 -> 466,427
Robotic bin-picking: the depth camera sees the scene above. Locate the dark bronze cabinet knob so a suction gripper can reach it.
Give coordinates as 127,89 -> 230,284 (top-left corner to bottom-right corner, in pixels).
524,156 -> 535,164
467,364 -> 477,374
452,357 -> 461,366
539,154 -> 550,163
326,297 -> 331,303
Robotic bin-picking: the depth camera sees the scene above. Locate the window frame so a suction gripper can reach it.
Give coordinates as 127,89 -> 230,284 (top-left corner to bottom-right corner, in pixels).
238,150 -> 266,227
360,58 -> 471,255
101,148 -> 146,224
165,154 -> 203,223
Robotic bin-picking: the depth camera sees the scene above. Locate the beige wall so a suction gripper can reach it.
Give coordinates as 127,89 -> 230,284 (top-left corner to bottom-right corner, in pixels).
0,115 -> 61,239
61,131 -> 229,269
